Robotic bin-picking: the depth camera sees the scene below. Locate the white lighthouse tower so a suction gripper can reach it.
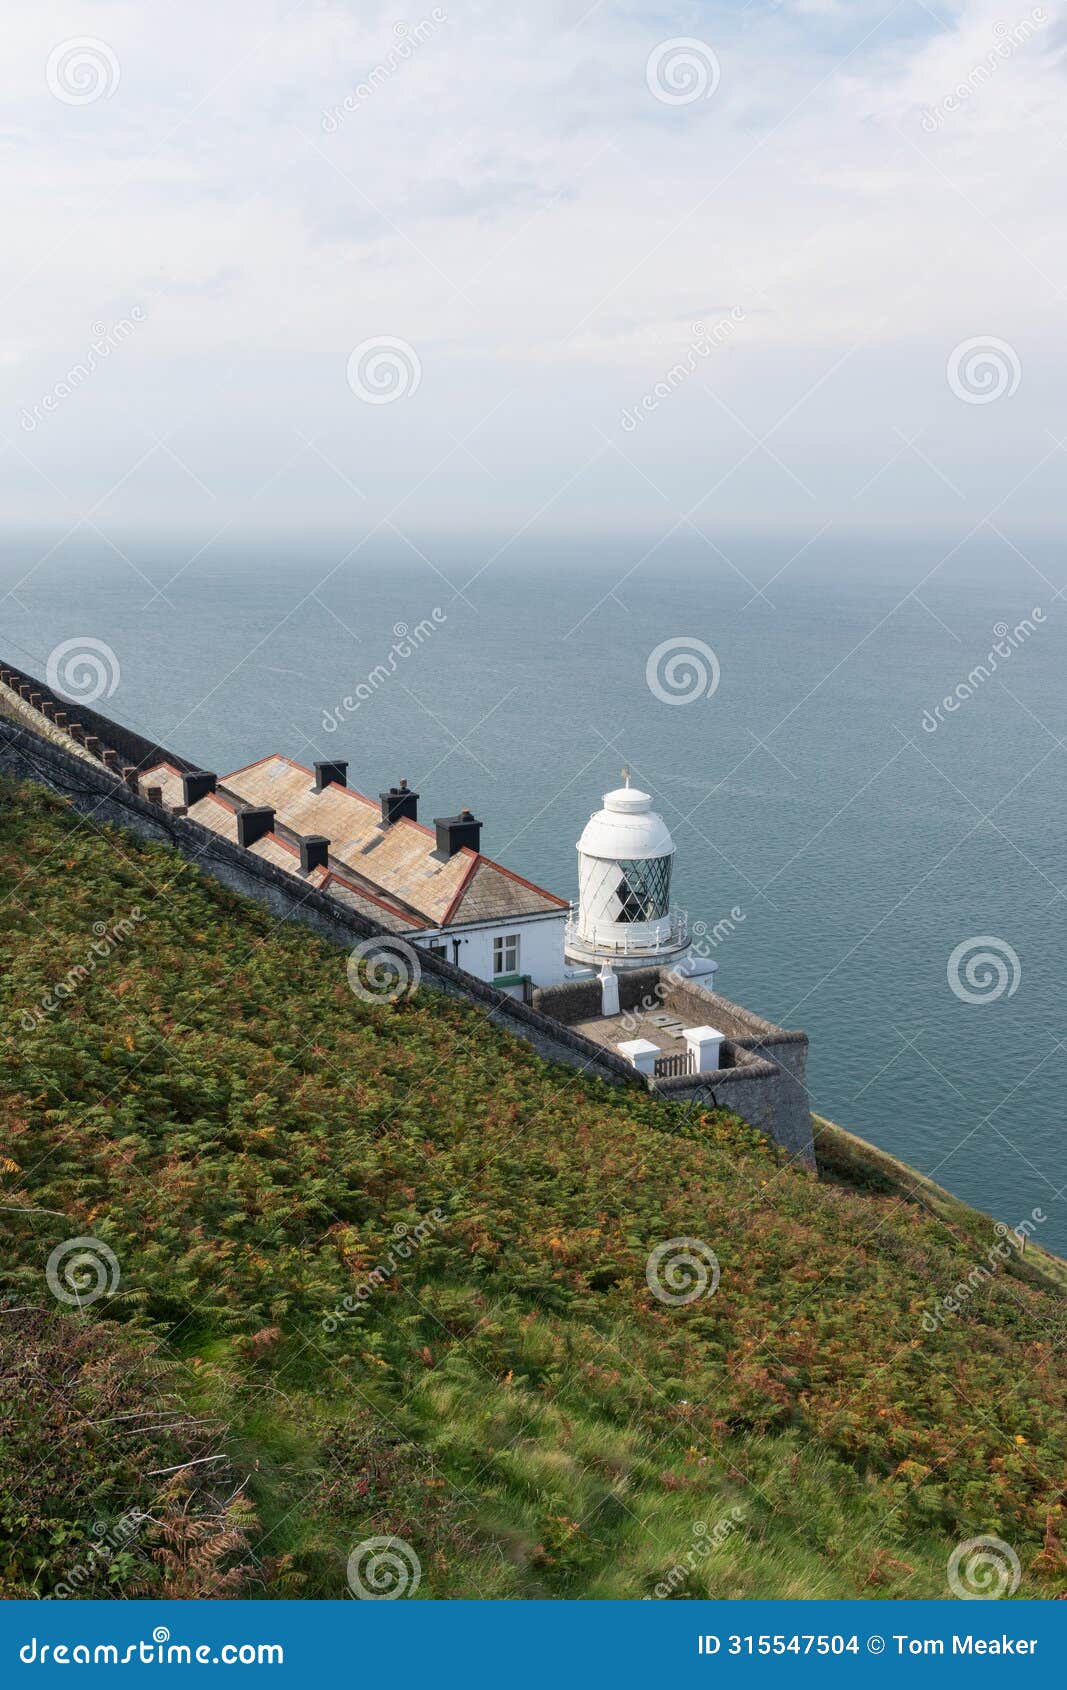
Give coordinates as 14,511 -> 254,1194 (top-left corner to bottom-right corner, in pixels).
566,771 -> 706,1011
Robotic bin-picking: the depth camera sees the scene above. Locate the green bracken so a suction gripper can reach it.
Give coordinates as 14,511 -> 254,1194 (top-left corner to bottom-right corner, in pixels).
0,775 -> 1065,1600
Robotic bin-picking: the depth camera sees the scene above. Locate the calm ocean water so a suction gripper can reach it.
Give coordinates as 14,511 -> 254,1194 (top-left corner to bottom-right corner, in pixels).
3,529 -> 1064,1254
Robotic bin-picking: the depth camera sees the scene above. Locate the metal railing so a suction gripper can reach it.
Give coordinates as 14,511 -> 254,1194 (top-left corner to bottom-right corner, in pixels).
565,908 -> 688,958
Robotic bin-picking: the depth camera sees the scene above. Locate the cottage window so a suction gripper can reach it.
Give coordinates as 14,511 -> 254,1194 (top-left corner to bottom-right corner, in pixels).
493,933 -> 520,976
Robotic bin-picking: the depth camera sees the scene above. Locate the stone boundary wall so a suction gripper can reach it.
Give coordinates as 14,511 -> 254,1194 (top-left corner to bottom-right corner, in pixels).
0,677 -> 101,764
533,968 -> 814,1168
0,658 -> 197,775
531,969 -> 662,1026
0,710 -> 638,1089
653,976 -> 812,1166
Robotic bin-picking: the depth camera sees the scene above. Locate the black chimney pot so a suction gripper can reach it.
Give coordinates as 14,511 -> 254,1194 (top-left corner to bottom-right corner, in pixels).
237,806 -> 275,848
435,809 -> 482,858
182,770 -> 217,807
314,760 -> 347,792
299,835 -> 330,873
380,778 -> 419,826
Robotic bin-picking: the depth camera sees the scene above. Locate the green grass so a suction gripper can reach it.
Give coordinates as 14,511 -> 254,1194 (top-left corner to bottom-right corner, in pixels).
1,774 -> 1065,1600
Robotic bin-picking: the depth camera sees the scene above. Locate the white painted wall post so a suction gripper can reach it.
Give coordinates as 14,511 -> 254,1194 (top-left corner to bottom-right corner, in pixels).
598,962 -> 619,1016
682,1025 -> 724,1075
617,1038 -> 661,1075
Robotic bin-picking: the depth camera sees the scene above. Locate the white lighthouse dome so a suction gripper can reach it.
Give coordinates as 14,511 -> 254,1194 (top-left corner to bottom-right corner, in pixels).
566,777 -> 687,971
576,785 -> 675,862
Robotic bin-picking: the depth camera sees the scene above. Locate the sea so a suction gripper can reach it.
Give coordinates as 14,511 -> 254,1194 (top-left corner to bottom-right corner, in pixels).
2,527 -> 1063,1256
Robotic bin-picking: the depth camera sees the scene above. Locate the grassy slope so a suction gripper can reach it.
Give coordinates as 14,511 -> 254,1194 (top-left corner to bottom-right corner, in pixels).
0,774 -> 1064,1600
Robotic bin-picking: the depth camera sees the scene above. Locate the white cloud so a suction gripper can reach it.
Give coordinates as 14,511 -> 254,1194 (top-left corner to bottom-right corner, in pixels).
0,0 -> 1064,538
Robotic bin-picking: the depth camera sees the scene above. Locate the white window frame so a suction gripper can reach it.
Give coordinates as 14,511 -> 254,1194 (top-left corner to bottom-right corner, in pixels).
493,932 -> 521,976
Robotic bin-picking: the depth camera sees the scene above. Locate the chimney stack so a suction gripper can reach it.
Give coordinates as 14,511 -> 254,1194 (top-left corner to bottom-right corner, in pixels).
299,835 -> 330,873
182,770 -> 217,807
380,778 -> 419,826
434,809 -> 482,858
237,806 -> 275,848
145,785 -> 163,806
122,766 -> 139,789
84,735 -> 101,759
102,749 -> 119,771
313,760 -> 347,792
54,711 -> 68,730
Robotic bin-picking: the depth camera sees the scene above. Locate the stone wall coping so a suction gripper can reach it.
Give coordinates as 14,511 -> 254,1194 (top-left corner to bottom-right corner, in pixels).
650,1056 -> 779,1093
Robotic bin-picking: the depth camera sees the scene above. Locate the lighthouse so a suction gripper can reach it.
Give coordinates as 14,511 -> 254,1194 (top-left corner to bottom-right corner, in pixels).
565,770 -> 705,1012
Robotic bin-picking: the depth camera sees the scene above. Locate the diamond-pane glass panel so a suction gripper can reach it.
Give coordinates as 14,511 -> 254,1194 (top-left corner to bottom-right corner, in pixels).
614,855 -> 672,922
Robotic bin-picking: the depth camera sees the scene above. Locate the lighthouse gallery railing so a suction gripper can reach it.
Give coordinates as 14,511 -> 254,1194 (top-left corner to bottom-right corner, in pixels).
564,908 -> 688,958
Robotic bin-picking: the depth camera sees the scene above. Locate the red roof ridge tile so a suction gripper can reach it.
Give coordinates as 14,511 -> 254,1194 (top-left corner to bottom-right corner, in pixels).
320,869 -> 426,928
440,851 -> 481,925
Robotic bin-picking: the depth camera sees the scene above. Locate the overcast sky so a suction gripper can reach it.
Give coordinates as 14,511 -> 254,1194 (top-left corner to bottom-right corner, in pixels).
1,0 -> 1064,549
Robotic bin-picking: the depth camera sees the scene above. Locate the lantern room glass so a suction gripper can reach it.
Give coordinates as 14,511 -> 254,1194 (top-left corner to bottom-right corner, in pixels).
614,855 -> 672,923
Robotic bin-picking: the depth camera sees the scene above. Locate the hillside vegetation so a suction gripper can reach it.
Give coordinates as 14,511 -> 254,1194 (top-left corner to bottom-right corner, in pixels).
1,774 -> 1065,1600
